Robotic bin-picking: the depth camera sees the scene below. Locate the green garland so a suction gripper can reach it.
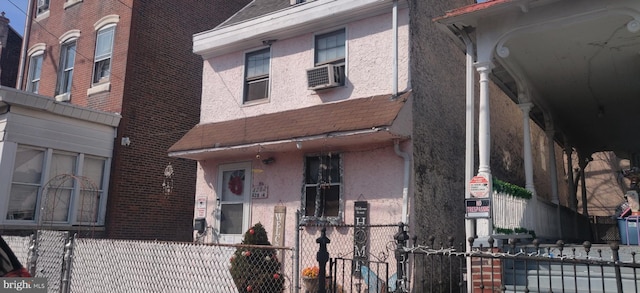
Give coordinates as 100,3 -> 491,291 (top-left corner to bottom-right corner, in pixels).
492,178 -> 532,200
495,227 -> 536,239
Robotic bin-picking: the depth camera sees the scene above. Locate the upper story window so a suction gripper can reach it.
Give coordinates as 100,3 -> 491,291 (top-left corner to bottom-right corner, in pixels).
315,29 -> 345,65
26,52 -> 44,93
243,48 -> 270,103
312,28 -> 346,87
64,0 -> 83,9
6,145 -> 109,225
57,40 -> 77,97
303,153 -> 343,224
36,0 -> 50,15
93,25 -> 115,85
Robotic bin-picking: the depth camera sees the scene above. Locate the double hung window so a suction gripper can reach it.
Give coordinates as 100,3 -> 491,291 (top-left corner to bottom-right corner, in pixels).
303,154 -> 343,223
57,40 -> 77,96
243,48 -> 270,103
93,25 -> 115,84
36,0 -> 50,15
26,53 -> 43,93
314,28 -> 346,86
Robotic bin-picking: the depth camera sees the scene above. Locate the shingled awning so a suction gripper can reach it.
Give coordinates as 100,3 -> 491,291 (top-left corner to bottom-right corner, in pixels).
168,91 -> 412,160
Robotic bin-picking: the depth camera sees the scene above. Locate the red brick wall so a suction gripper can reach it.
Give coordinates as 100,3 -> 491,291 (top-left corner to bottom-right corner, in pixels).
105,0 -> 251,241
21,0 -> 249,241
23,0 -> 132,110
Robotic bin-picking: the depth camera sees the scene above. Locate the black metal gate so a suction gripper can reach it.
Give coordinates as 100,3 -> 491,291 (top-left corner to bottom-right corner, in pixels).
329,258 -> 391,293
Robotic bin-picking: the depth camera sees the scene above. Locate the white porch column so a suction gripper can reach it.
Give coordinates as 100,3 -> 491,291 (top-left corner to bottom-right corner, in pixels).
518,103 -> 536,196
475,61 -> 493,237
564,137 -> 577,211
476,62 -> 493,178
545,120 -> 560,205
545,118 -> 563,238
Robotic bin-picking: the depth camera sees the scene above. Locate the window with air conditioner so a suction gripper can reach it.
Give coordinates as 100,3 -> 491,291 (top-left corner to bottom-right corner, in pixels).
307,28 -> 345,90
243,48 -> 270,103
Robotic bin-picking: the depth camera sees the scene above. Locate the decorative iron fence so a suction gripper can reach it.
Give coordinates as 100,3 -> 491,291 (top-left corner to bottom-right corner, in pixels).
405,236 -> 640,293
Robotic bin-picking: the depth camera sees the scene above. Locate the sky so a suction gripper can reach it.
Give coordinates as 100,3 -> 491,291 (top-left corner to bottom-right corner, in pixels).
2,0 -> 29,36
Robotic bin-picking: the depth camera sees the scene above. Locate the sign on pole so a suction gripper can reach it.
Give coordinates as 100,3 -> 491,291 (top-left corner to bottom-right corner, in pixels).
469,176 -> 490,198
465,198 -> 491,218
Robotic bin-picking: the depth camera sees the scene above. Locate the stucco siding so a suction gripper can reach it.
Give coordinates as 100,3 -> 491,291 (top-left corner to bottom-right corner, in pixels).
194,143 -> 408,246
200,8 -> 410,124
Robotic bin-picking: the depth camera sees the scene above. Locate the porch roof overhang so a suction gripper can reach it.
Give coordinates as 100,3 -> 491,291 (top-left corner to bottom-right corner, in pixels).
434,0 -> 640,160
168,92 -> 412,161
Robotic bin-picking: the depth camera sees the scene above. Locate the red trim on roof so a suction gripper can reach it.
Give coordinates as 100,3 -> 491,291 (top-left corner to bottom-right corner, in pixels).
433,0 -> 513,22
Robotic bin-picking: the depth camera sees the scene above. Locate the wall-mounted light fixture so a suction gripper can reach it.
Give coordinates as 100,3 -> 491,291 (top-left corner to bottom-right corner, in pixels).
262,39 -> 277,46
262,157 -> 275,165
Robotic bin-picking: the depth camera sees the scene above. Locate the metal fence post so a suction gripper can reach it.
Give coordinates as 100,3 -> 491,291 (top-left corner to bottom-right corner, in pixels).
27,232 -> 38,277
611,242 -> 623,293
60,234 -> 75,293
316,227 -> 330,293
295,210 -> 301,293
394,222 -> 409,293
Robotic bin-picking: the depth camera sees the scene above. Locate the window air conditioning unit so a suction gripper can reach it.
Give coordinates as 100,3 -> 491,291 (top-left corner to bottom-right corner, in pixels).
55,93 -> 70,102
306,64 -> 341,91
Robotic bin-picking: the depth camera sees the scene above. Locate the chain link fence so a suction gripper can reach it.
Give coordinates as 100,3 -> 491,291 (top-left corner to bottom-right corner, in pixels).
4,231 -> 294,293
3,223 -> 400,293
298,224 -> 401,292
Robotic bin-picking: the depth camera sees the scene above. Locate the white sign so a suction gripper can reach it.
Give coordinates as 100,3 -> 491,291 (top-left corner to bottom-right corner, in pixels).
466,198 -> 490,218
469,176 -> 490,198
195,196 -> 207,218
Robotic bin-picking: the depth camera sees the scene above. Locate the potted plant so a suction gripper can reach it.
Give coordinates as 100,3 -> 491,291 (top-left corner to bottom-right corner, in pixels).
301,266 -> 319,292
229,223 -> 284,293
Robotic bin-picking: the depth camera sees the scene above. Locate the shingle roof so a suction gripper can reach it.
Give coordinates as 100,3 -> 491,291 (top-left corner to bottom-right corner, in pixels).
168,91 -> 411,153
219,0 -> 292,28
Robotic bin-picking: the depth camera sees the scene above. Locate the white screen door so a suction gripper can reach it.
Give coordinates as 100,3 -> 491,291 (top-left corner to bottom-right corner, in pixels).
216,162 -> 251,243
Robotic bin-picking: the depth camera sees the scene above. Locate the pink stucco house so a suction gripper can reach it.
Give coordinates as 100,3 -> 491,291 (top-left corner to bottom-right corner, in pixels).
168,0 -> 412,251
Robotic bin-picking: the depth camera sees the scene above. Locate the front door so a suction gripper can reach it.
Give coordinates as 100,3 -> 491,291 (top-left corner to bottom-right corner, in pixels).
216,162 -> 251,243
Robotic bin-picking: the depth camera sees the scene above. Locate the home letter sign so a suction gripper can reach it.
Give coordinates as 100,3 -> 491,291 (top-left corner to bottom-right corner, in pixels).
353,201 -> 369,276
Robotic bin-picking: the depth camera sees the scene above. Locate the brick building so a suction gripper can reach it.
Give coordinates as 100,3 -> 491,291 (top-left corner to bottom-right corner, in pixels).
0,12 -> 22,88
4,0 -> 249,241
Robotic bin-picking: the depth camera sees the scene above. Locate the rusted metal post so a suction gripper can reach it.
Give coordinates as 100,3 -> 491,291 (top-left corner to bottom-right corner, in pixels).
394,222 -> 410,293
317,228 -> 330,293
611,242 -> 623,293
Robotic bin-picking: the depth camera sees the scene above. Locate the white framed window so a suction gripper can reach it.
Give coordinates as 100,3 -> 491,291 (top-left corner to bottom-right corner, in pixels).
243,48 -> 270,103
314,28 -> 346,86
57,40 -> 77,96
6,147 -> 45,221
26,52 -> 44,93
216,162 -> 252,243
302,153 -> 343,224
5,145 -> 109,225
36,0 -> 50,15
92,25 -> 115,84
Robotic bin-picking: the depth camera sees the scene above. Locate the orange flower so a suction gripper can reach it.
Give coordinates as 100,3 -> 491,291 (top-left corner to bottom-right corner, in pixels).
302,266 -> 319,278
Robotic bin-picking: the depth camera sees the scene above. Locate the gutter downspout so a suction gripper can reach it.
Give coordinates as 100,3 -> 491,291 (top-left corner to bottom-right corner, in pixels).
16,0 -> 33,89
394,140 -> 410,225
392,0 -> 398,97
461,29 -> 475,293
